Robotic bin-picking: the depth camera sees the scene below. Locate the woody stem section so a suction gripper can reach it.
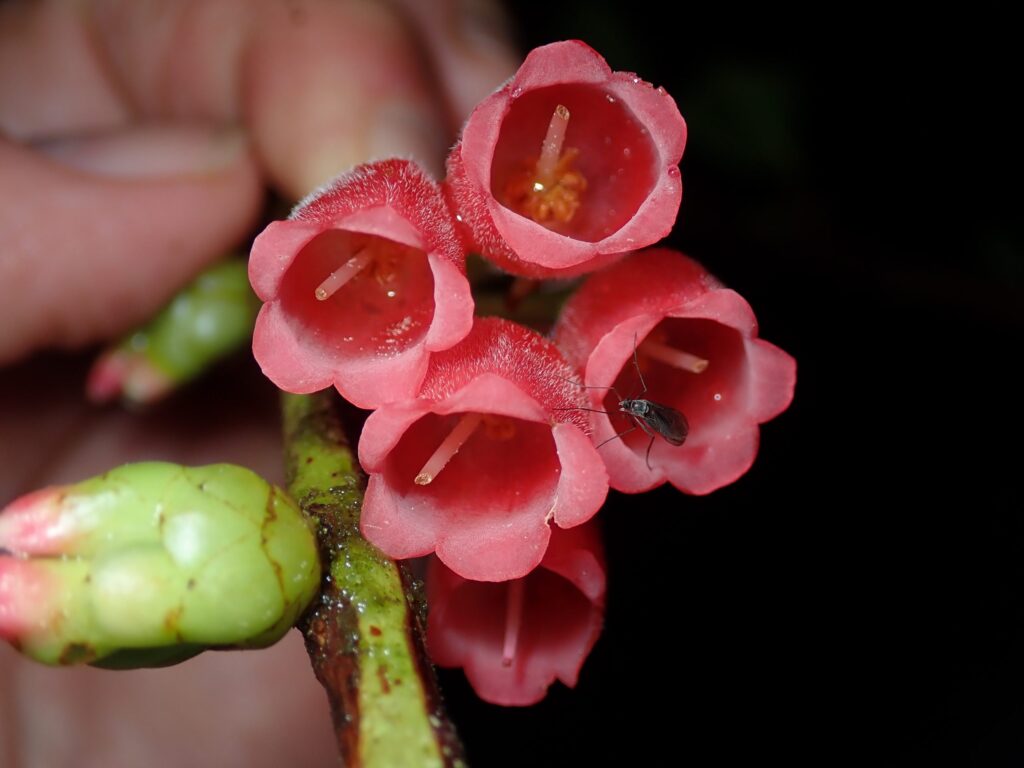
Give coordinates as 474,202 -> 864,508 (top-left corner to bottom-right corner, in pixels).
282,391 -> 463,768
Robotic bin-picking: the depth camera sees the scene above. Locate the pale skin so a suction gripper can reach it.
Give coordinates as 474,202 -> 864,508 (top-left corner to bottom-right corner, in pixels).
0,1 -> 516,764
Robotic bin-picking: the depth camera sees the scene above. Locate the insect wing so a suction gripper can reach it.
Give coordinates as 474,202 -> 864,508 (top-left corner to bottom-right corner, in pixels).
642,401 -> 689,446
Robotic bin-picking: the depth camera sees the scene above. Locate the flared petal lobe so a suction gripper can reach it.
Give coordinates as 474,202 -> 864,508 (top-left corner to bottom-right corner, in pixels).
445,40 -> 686,278
249,159 -> 472,408
359,318 -> 608,581
426,523 -> 606,706
553,249 -> 796,494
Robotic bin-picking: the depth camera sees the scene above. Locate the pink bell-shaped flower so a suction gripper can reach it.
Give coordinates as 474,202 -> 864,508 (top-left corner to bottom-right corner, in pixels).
249,159 -> 473,408
445,40 -> 686,278
426,523 -> 606,706
358,317 -> 608,581
553,249 -> 796,494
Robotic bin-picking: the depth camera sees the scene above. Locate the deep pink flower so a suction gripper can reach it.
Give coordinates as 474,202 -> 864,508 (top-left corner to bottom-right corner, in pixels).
358,317 -> 608,582
249,159 -> 473,408
553,249 -> 796,494
445,40 -> 686,278
426,523 -> 605,706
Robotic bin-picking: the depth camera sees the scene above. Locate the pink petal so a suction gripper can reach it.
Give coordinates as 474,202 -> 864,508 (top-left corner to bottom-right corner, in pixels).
540,522 -> 607,604
331,343 -> 430,411
358,405 -> 432,473
748,339 -> 798,423
360,474 -> 440,561
436,516 -> 552,583
424,253 -> 474,352
661,425 -> 761,496
248,219 -> 322,300
549,423 -> 608,529
251,303 -> 333,394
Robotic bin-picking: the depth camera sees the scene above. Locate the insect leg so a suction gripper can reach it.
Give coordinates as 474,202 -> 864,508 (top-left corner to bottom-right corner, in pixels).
594,425 -> 637,450
632,414 -> 658,439
644,434 -> 656,471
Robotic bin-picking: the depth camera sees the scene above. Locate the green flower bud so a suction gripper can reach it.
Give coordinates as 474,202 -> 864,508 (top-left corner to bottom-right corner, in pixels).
87,259 -> 260,404
0,463 -> 320,667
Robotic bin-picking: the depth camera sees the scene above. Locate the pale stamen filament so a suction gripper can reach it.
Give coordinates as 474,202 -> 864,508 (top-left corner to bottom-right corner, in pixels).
641,339 -> 709,374
501,578 -> 526,668
314,248 -> 373,301
534,104 -> 571,188
413,413 -> 483,486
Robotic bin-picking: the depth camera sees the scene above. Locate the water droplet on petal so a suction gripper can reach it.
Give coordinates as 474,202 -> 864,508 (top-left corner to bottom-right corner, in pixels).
606,94 -> 616,103
667,166 -> 680,178
511,87 -> 523,99
714,393 -> 722,402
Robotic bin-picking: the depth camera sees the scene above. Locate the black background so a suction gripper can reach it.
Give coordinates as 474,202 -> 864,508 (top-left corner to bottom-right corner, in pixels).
436,3 -> 1024,766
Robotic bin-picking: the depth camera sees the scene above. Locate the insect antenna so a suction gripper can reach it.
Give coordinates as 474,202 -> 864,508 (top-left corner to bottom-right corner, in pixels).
629,332 -> 648,399
552,372 -> 625,404
552,406 -> 615,415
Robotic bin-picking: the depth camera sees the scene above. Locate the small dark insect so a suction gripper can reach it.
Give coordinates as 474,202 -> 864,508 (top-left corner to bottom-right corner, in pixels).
558,335 -> 689,470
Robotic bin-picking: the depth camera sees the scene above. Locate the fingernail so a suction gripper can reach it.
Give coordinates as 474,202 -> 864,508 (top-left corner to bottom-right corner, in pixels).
37,126 -> 247,178
369,102 -> 447,179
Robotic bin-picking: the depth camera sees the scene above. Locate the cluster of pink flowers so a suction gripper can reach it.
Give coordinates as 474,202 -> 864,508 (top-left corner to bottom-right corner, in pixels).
249,41 -> 795,705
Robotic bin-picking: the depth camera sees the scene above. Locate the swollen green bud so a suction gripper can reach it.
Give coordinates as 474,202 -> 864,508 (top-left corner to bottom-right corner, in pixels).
0,463 -> 320,667
87,259 -> 260,404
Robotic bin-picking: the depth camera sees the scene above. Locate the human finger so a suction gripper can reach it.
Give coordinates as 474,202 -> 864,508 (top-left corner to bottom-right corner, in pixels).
0,128 -> 262,364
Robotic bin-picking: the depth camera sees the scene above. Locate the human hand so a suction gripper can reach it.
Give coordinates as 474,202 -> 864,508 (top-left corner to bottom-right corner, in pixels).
0,1 -> 515,764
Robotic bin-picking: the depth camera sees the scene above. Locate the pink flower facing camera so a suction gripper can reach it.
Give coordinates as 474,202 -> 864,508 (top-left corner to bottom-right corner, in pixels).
249,159 -> 473,409
554,249 -> 796,495
445,40 -> 686,278
358,318 -> 609,582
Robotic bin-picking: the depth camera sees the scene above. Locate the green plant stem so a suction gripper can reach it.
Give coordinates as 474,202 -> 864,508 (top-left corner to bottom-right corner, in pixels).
282,391 -> 464,768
